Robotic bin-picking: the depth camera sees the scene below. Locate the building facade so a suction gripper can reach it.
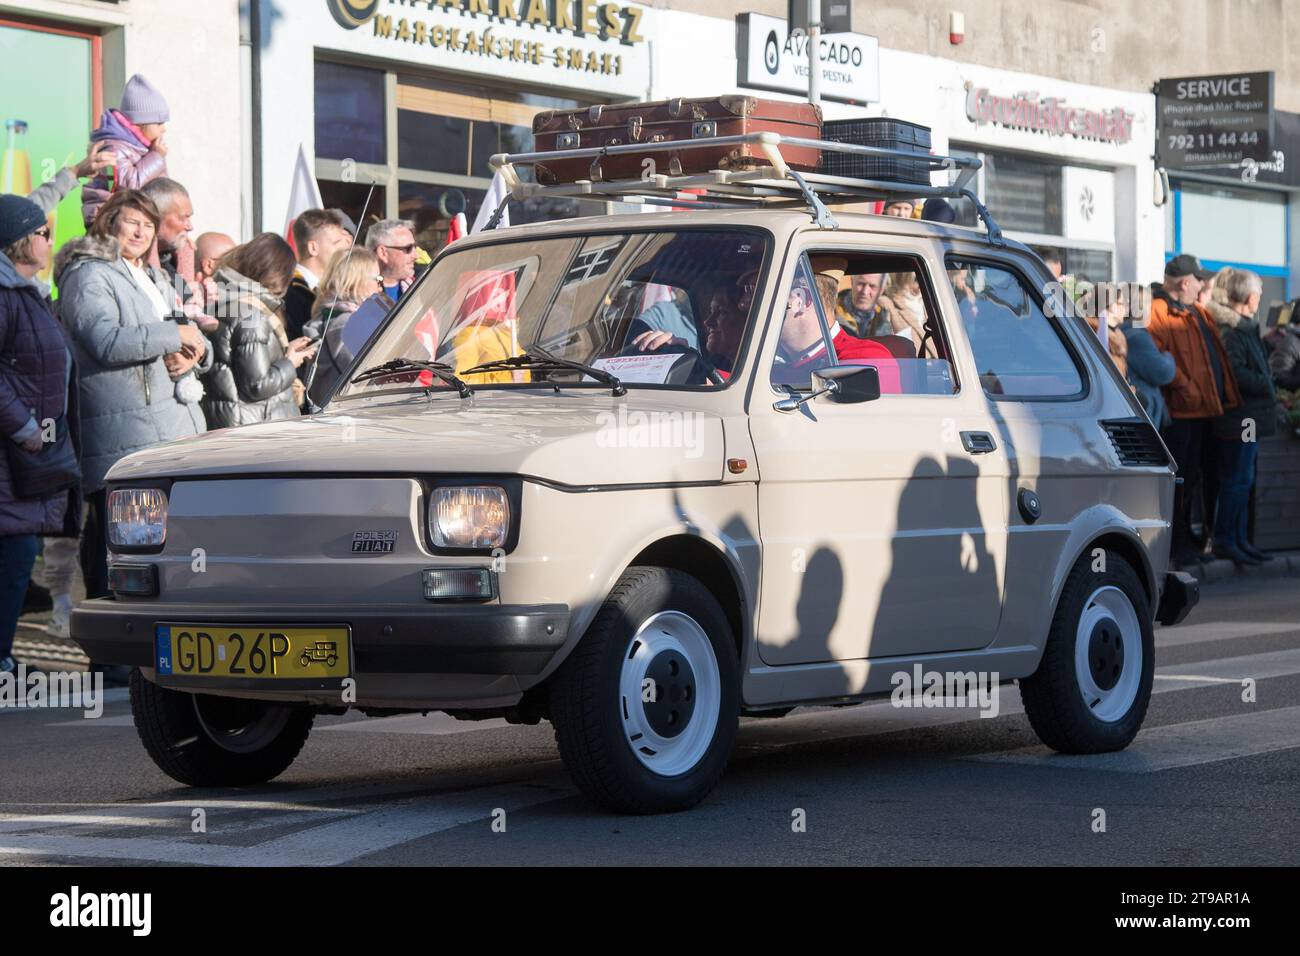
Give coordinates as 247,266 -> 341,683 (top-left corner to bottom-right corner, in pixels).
1,0 -> 1293,301
1,0 -> 245,242
253,0 -> 1161,285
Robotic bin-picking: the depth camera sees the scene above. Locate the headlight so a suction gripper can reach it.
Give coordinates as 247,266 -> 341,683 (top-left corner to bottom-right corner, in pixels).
107,488 -> 169,549
429,486 -> 509,550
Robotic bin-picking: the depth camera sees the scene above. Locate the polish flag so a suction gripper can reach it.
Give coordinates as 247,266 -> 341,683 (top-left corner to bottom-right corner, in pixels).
445,212 -> 468,247
471,169 -> 512,234
283,144 -> 323,255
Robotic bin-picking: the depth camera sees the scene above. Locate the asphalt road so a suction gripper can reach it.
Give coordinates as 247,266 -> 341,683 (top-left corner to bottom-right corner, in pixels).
2,575 -> 1298,866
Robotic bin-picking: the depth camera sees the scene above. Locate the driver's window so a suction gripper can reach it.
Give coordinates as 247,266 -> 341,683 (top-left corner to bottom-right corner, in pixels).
769,256 -> 837,389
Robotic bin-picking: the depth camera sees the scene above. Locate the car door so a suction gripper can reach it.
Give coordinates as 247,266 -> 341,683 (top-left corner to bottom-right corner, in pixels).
750,240 -> 1008,667
941,252 -> 1112,644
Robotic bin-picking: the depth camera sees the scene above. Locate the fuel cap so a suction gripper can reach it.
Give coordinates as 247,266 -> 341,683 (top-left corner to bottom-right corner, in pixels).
1018,488 -> 1042,524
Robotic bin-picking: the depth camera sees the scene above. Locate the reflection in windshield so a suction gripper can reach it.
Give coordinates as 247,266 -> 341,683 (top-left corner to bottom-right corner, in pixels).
338,230 -> 769,396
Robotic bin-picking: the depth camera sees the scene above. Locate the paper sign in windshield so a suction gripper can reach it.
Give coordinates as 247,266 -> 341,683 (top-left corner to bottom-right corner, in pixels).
588,353 -> 681,384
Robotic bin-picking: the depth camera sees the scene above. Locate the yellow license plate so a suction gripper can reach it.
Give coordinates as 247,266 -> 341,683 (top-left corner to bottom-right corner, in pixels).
155,625 -> 351,680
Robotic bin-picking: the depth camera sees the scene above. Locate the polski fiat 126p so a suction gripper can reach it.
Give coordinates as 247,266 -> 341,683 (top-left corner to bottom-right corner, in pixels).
72,127 -> 1198,813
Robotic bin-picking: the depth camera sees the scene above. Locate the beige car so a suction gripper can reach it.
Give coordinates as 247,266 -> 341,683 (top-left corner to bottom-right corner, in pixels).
72,196 -> 1198,814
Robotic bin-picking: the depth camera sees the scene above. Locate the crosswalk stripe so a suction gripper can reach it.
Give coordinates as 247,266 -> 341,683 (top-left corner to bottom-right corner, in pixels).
1155,620 -> 1298,647
1154,675 -> 1241,685
965,705 -> 1300,772
0,781 -> 574,866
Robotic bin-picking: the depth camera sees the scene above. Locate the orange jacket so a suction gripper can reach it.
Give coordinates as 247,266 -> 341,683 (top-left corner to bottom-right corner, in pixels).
1145,292 -> 1241,420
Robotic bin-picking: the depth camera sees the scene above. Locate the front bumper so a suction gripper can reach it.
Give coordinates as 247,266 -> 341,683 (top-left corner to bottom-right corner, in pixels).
70,599 -> 571,679
1156,570 -> 1199,627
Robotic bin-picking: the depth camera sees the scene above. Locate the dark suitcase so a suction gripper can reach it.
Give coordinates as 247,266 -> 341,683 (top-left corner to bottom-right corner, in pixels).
532,96 -> 822,185
819,118 -> 933,185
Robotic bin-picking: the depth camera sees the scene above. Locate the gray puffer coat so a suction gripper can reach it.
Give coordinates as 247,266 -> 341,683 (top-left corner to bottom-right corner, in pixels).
55,236 -> 209,494
200,269 -> 301,429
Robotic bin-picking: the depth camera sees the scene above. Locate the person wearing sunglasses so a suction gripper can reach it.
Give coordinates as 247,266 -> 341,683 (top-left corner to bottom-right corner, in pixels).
0,195 -> 83,676
364,218 -> 419,305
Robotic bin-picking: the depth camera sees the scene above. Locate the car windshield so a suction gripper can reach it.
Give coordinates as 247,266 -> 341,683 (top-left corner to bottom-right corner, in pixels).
337,228 -> 770,397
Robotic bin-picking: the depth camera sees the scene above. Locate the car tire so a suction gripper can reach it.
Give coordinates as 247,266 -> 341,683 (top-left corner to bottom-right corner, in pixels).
548,566 -> 739,814
130,669 -> 314,786
1021,549 -> 1154,753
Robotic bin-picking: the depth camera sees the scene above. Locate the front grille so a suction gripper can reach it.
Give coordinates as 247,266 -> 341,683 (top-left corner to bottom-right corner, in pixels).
1100,418 -> 1170,467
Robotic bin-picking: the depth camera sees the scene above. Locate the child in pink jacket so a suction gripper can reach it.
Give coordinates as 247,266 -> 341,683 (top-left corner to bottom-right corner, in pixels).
81,74 -> 170,228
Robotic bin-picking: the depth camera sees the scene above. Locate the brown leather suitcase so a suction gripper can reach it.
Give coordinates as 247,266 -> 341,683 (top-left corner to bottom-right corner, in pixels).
531,96 -> 822,185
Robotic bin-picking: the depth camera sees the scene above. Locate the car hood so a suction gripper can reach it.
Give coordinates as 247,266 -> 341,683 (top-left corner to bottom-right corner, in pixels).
106,391 -> 726,486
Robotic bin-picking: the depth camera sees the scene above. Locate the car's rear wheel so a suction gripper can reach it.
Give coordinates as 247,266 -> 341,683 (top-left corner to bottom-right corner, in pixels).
130,669 -> 314,786
548,567 -> 739,814
1021,550 -> 1154,753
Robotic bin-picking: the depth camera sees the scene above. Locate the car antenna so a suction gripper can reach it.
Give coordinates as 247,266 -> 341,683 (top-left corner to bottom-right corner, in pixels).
303,178 -> 379,411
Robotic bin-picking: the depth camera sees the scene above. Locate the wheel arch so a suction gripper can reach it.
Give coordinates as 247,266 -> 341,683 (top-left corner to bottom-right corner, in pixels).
1050,522 -> 1158,620
627,534 -> 750,659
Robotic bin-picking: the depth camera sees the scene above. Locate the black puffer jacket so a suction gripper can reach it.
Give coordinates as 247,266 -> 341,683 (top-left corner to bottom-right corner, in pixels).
1266,323 -> 1300,392
200,268 -> 300,429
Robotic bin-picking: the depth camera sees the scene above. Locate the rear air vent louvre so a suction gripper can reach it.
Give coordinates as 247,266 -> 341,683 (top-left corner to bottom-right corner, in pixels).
1100,418 -> 1170,467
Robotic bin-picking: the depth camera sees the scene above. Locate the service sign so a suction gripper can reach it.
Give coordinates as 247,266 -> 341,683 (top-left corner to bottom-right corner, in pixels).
737,13 -> 879,105
1156,71 -> 1274,169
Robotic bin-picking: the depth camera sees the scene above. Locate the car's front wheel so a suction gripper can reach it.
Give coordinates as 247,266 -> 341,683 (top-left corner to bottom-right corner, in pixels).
130,669 -> 314,786
549,567 -> 739,814
1020,550 -> 1154,753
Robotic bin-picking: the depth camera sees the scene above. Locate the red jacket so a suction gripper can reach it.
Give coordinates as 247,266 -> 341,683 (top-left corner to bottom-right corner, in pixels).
777,327 -> 901,394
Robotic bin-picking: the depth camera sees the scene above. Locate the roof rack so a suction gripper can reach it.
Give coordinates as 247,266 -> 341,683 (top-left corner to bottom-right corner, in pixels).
486,131 -> 1005,245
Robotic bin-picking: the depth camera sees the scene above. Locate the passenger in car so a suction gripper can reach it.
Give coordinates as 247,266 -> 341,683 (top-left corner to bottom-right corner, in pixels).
770,259 -> 900,393
836,273 -> 898,339
884,272 -> 934,356
701,281 -> 746,378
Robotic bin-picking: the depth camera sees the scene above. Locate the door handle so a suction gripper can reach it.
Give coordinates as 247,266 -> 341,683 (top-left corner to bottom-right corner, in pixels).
961,431 -> 997,454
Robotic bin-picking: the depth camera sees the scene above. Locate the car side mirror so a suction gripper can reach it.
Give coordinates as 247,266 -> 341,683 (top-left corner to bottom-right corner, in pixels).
773,364 -> 881,412
815,364 -> 881,404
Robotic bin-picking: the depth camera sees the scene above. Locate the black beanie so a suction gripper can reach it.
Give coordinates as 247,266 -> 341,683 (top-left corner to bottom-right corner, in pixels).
0,194 -> 47,249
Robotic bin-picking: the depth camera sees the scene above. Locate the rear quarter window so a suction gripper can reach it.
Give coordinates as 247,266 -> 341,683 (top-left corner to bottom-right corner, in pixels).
945,257 -> 1086,399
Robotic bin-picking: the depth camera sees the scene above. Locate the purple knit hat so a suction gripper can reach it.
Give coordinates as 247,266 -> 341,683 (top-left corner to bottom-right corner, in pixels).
120,74 -> 170,125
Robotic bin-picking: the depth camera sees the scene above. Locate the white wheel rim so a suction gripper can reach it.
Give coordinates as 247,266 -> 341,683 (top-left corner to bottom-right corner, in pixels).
1074,585 -> 1142,723
619,610 -> 721,778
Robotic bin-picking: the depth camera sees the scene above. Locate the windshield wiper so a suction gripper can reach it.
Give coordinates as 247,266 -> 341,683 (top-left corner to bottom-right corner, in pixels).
352,358 -> 473,398
461,347 -> 626,396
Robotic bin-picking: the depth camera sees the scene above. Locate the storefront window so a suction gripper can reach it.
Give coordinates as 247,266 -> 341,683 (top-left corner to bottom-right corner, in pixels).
314,61 -> 386,165
1178,183 -> 1287,268
1168,181 -> 1289,304
1062,249 -> 1113,283
398,110 -> 470,175
950,145 -> 1114,281
319,181 -> 387,242
982,151 -> 1063,236
0,20 -> 98,288
317,63 -> 590,257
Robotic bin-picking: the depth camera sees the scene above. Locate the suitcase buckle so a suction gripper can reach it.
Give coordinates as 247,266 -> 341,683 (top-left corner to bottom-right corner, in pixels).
667,98 -> 685,118
588,104 -> 604,124
692,121 -> 717,139
556,132 -> 580,149
627,116 -> 643,141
